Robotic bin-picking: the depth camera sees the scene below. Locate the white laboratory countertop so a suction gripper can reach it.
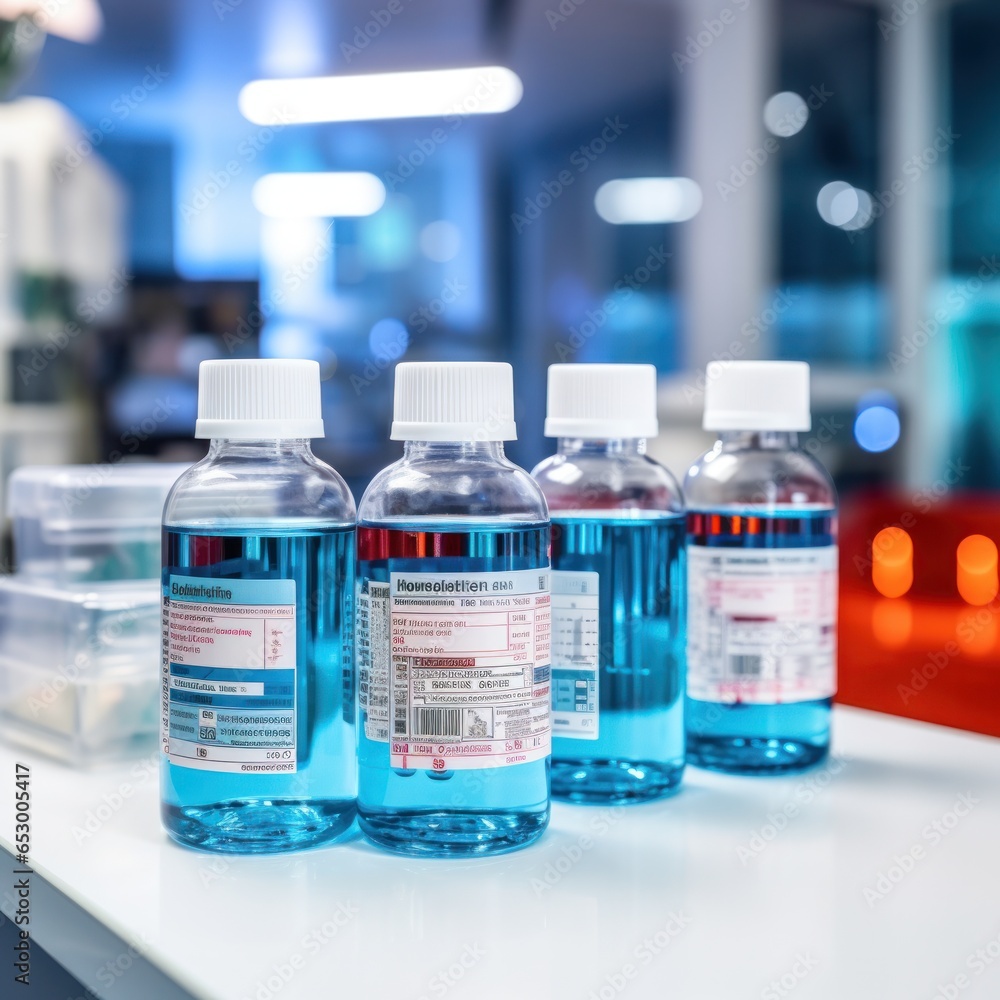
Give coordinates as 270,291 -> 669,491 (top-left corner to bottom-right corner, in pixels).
2,706 -> 999,1000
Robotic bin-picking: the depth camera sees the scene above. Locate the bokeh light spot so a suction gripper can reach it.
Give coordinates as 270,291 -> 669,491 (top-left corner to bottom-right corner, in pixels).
854,405 -> 900,453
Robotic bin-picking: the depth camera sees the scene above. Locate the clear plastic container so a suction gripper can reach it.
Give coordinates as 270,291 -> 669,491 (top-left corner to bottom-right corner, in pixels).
9,463 -> 188,584
0,576 -> 161,763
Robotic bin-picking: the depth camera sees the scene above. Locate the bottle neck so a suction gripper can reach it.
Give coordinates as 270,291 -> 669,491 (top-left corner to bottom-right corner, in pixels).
402,440 -> 507,461
717,430 -> 799,451
207,438 -> 315,459
556,438 -> 647,457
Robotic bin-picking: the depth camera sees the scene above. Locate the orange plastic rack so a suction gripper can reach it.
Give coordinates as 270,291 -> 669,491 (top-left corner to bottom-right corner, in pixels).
838,491 -> 1000,737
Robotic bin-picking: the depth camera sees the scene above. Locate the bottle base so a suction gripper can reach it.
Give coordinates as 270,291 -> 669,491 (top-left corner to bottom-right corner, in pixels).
162,798 -> 357,854
358,807 -> 549,858
551,759 -> 684,804
687,736 -> 828,775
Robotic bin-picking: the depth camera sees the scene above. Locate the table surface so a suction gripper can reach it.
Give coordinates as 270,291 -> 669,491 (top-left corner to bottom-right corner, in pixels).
2,706 -> 999,1000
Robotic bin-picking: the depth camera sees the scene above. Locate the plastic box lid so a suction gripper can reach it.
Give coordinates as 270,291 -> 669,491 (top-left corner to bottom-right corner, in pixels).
8,462 -> 188,544
0,575 -> 161,763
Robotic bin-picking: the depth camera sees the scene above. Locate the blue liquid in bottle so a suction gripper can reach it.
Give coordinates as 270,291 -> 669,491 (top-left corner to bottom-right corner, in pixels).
550,514 -> 686,802
161,525 -> 356,852
685,508 -> 836,773
357,519 -> 550,857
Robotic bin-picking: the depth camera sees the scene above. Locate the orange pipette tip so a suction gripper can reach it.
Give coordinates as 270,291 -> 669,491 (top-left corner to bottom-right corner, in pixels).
872,526 -> 913,598
957,534 -> 998,606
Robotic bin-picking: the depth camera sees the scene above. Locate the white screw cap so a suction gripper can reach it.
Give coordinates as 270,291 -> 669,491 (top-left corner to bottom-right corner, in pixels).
195,359 -> 325,439
703,360 -> 811,432
544,363 -> 659,438
390,362 -> 517,441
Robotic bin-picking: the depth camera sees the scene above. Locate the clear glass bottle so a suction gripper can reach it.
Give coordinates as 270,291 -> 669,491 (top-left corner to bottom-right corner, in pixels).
685,360 -> 837,774
357,362 -> 550,857
161,359 -> 357,853
532,364 -> 686,803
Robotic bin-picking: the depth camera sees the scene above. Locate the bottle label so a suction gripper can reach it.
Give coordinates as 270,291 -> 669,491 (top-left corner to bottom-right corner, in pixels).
357,579 -> 391,742
686,546 -> 837,703
161,575 -> 298,773
358,569 -> 551,770
550,570 -> 600,740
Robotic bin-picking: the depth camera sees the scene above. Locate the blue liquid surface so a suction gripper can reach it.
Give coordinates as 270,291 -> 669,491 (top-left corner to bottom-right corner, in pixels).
357,519 -> 550,858
550,514 -> 685,803
161,525 -> 356,853
686,508 -> 835,774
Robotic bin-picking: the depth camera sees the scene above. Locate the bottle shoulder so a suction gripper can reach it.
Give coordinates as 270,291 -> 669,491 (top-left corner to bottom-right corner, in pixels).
683,444 -> 836,509
359,454 -> 547,522
531,451 -> 683,514
163,451 -> 356,527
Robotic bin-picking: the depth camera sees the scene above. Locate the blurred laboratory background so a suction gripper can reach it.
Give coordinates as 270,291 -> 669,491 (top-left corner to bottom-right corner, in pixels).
1,0 -> 999,731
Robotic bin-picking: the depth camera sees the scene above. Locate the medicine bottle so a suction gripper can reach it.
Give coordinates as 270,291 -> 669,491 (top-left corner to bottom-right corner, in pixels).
356,362 -> 551,856
685,361 -> 837,773
161,359 -> 356,852
532,364 -> 686,803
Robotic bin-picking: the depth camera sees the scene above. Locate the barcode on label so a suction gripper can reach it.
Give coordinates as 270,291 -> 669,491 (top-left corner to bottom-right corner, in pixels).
394,708 -> 407,736
412,708 -> 462,738
729,655 -> 764,676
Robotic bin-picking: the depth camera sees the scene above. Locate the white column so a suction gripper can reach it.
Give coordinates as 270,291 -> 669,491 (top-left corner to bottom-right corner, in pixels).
678,0 -> 777,372
880,1 -> 942,487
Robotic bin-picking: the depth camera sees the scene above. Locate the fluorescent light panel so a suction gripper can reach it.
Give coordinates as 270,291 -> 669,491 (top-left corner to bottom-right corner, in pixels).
595,177 -> 703,225
239,66 -> 523,125
252,172 -> 386,218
